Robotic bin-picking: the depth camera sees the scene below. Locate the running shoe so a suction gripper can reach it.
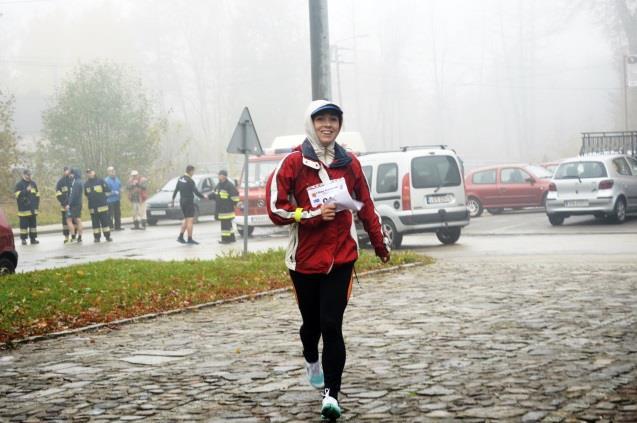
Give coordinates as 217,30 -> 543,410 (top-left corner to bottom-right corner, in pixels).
187,238 -> 199,245
305,360 -> 325,389
321,389 -> 341,420
177,236 -> 186,244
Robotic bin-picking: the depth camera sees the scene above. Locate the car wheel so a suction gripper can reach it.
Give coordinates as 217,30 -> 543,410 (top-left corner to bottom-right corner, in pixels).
146,216 -> 158,226
436,227 -> 461,245
0,258 -> 15,276
467,197 -> 483,218
611,197 -> 627,224
237,225 -> 255,237
487,208 -> 504,215
548,214 -> 565,226
382,218 -> 402,249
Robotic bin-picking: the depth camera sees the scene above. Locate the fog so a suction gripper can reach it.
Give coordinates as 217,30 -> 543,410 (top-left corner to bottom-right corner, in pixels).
0,0 -> 630,172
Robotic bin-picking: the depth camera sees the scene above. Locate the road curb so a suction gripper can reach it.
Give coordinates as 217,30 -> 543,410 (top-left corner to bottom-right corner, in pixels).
0,262 -> 427,349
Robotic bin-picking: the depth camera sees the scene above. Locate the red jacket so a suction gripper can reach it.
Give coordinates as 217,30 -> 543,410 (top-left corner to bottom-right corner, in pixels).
266,140 -> 388,274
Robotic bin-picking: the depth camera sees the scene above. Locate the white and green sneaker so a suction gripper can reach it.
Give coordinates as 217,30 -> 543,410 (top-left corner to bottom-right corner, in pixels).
305,360 -> 325,389
321,389 -> 341,420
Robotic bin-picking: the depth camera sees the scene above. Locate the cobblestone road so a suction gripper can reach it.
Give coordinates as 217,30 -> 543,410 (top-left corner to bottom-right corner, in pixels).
1,256 -> 636,422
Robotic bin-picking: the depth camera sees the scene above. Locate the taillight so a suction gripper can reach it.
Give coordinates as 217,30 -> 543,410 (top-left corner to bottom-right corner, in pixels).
549,182 -> 557,192
401,173 -> 411,210
598,179 -> 614,190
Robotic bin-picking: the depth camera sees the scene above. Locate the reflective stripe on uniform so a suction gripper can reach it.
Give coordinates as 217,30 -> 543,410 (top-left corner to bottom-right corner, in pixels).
93,229 -> 101,234
56,191 -> 62,196
14,191 -> 21,198
20,229 -> 28,234
294,208 -> 303,223
95,186 -> 103,193
97,206 -> 109,213
231,196 -> 240,202
221,230 -> 234,236
17,211 -> 33,217
219,190 -> 229,199
218,212 -> 235,220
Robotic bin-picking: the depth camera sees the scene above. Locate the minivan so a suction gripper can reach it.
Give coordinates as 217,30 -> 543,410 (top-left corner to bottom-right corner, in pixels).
358,146 -> 470,248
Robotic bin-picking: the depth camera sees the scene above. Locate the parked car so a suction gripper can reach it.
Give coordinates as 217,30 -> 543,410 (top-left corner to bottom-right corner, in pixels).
0,208 -> 18,275
545,154 -> 637,225
357,145 -> 470,248
145,174 -> 218,225
464,164 -> 553,217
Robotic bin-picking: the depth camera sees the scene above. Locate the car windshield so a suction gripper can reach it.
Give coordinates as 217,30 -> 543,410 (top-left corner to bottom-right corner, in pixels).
526,165 -> 553,179
160,175 -> 207,191
411,155 -> 462,189
242,160 -> 279,188
554,161 -> 607,179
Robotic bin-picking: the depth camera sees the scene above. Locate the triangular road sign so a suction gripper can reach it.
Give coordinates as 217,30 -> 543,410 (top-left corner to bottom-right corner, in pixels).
227,107 -> 264,155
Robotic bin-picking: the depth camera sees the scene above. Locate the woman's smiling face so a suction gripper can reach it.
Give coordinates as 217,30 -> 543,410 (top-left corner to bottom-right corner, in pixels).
312,112 -> 341,146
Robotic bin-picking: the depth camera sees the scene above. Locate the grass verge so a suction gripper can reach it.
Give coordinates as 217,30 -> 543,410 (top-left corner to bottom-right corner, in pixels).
0,249 -> 432,343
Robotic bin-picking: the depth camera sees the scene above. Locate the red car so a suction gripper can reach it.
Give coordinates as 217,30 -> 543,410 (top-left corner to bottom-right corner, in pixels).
0,208 -> 18,275
464,164 -> 553,217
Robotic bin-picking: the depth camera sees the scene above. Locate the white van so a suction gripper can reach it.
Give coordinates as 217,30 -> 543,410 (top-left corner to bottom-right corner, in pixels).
358,146 -> 470,247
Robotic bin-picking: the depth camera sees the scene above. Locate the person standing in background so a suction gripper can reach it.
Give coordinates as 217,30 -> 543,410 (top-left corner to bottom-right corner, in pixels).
14,169 -> 40,246
84,169 -> 112,242
172,165 -> 205,244
105,166 -> 123,231
209,169 -> 240,244
55,166 -> 73,243
127,170 -> 149,230
66,169 -> 83,243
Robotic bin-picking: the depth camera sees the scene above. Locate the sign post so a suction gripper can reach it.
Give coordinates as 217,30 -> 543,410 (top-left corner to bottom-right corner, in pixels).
227,107 -> 263,255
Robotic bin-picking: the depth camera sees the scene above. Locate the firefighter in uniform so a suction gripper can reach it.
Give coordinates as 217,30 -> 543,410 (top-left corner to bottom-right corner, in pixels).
55,166 -> 73,243
14,169 -> 40,245
209,169 -> 240,244
84,169 -> 113,242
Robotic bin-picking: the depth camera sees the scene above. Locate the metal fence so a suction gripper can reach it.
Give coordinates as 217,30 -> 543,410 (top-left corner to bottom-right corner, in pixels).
580,131 -> 637,157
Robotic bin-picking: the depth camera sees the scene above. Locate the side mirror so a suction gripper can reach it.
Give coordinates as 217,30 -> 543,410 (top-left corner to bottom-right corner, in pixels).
526,177 -> 535,184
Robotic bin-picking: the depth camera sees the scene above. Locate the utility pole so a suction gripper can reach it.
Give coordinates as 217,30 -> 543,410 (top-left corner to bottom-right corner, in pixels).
624,54 -> 629,130
309,0 -> 331,100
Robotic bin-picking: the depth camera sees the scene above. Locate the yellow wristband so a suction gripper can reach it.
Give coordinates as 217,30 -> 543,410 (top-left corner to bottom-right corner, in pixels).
294,207 -> 303,222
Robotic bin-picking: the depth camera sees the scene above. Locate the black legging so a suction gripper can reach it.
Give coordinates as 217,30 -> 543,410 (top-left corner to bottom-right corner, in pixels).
290,262 -> 354,399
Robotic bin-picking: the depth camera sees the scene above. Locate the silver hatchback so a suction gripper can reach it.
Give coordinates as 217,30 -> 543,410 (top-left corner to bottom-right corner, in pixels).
545,155 -> 637,225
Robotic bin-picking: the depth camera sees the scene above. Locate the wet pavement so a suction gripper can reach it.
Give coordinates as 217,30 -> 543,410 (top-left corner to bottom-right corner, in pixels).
14,212 -> 637,273
1,254 -> 636,421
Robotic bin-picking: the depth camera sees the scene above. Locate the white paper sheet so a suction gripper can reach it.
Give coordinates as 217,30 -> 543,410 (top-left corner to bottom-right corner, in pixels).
306,177 -> 363,212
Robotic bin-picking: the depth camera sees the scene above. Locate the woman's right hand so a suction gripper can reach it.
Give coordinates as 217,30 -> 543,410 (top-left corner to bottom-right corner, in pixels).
321,203 -> 336,221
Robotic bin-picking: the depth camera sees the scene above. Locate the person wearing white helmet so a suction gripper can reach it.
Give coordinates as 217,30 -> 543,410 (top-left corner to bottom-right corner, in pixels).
127,170 -> 149,230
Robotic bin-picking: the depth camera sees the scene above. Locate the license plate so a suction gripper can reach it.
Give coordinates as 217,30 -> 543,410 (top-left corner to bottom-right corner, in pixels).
564,200 -> 589,207
150,210 -> 166,216
427,194 -> 453,204
249,215 -> 271,225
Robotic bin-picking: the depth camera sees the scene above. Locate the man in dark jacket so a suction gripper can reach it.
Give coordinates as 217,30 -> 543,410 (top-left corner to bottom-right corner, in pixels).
172,165 -> 205,244
209,169 -> 239,243
55,166 -> 73,243
66,169 -> 84,243
84,169 -> 112,242
14,169 -> 40,245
